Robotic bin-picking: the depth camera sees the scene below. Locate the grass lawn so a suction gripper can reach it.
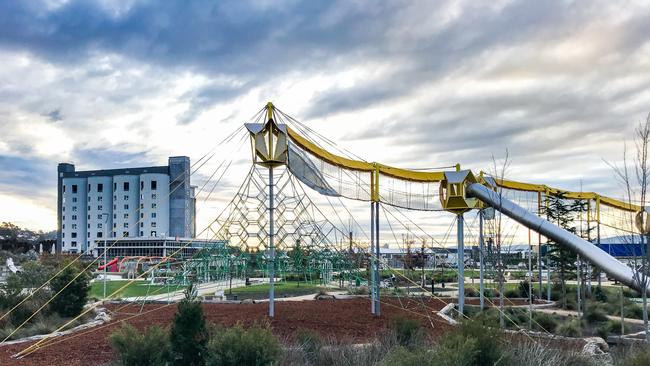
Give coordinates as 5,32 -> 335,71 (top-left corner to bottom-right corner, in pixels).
89,280 -> 186,299
228,281 -> 328,299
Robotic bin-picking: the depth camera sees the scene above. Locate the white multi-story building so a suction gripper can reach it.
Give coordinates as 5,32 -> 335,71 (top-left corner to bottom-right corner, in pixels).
56,157 -> 195,256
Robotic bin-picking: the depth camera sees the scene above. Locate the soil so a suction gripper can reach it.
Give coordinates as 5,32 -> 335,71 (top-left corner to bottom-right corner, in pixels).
0,297 -> 575,366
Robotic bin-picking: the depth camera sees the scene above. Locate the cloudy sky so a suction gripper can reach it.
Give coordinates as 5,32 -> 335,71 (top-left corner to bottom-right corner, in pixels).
0,0 -> 649,244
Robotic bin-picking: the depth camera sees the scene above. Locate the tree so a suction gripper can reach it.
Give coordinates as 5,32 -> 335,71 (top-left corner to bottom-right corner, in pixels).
609,112 -> 650,341
543,192 -> 578,309
170,283 -> 207,365
49,261 -> 90,317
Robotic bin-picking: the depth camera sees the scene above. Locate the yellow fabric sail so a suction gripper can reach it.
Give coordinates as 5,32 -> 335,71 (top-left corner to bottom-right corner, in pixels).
287,127 -> 445,182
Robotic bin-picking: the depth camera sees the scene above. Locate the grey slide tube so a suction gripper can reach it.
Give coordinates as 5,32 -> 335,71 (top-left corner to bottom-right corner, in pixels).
466,183 -> 649,294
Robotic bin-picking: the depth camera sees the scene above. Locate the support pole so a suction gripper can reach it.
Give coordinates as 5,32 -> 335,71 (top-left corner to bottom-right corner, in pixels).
457,214 -> 465,315
537,191 -> 543,299
268,167 -> 275,318
370,201 -> 376,315
528,228 -> 533,329
479,210 -> 485,311
375,202 -> 381,316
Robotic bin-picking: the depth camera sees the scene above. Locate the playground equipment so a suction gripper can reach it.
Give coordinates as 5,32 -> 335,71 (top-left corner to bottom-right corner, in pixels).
240,102 -> 648,317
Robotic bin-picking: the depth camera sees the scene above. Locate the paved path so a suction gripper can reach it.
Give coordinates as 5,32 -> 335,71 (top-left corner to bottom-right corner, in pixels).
536,307 -> 647,325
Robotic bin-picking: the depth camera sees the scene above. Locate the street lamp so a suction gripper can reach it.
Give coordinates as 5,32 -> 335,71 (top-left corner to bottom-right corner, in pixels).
100,212 -> 110,301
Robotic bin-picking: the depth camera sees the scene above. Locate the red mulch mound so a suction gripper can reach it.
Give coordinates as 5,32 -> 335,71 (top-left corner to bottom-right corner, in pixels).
0,298 -> 452,366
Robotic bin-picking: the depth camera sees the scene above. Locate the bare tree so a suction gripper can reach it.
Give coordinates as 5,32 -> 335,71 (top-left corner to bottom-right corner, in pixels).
608,112 -> 650,341
487,150 -> 511,328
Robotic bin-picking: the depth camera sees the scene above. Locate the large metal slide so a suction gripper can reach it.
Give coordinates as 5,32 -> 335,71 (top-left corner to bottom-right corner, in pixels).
466,183 -> 650,294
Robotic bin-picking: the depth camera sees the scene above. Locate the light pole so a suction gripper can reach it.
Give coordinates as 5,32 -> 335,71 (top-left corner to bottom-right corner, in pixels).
101,212 -> 110,301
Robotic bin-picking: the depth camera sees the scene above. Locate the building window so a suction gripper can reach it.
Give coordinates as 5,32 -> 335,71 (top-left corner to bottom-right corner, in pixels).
88,183 -> 91,191
151,203 -> 156,209
124,204 -> 129,210
124,222 -> 129,228
62,224 -> 65,229
72,185 -> 78,194
123,213 -> 129,219
62,233 -> 65,238
72,215 -> 77,220
88,196 -> 91,202
87,214 -> 91,220
140,203 -> 144,209
123,195 -> 129,201
72,206 -> 77,212
140,231 -> 144,236
87,232 -> 90,238
151,213 -> 156,218
140,213 -> 144,219
71,232 -> 77,238
96,214 -> 101,220
63,215 -> 66,220
140,222 -> 144,227
88,205 -> 91,211
123,182 -> 129,191
151,231 -> 157,237
113,195 -> 117,201
63,207 -> 65,212
113,204 -> 116,210
98,196 -> 103,202
97,232 -> 103,238
151,180 -> 157,190
72,197 -> 77,203
63,185 -> 66,193
98,205 -> 103,211
140,181 -> 144,190
71,241 -> 77,247
114,182 -> 117,190
98,183 -> 103,192
97,223 -> 103,229
152,193 -> 156,200
72,224 -> 77,230
87,223 -> 90,229
113,223 -> 117,228
122,231 -> 129,237
151,222 -> 157,228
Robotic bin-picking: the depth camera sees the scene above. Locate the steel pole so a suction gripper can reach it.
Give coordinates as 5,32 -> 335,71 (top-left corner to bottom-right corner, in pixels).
457,214 -> 465,315
479,210 -> 485,310
268,167 -> 275,317
370,201 -> 376,315
103,213 -> 109,301
375,202 -> 381,316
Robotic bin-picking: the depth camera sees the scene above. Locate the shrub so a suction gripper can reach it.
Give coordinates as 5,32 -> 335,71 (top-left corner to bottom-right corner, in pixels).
557,319 -> 582,337
389,316 -> 424,348
455,319 -> 507,366
597,320 -> 628,339
206,323 -> 280,366
532,312 -> 558,333
109,324 -> 170,366
504,289 -> 521,298
464,287 -> 479,297
347,286 -> 369,295
518,281 -> 531,298
295,328 -> 322,362
380,346 -> 435,366
584,302 -> 609,324
50,262 -> 90,318
170,288 -> 207,366
617,346 -> 650,366
593,286 -> 608,302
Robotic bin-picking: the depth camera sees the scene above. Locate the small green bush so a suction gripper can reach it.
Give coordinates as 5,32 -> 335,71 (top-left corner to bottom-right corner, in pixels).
557,319 -> 582,337
584,302 -> 609,324
170,294 -> 208,365
597,320 -> 628,339
50,262 -> 90,318
206,323 -> 280,366
109,324 -> 170,366
504,289 -> 521,298
618,346 -> 650,366
518,281 -> 531,298
295,328 -> 322,362
456,319 -> 507,365
593,286 -> 608,302
389,316 -> 424,348
379,346 -> 435,366
532,312 -> 558,333
464,287 -> 479,297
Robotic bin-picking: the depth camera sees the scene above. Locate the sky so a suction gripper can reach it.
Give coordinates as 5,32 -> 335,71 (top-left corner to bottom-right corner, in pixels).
0,0 -> 649,246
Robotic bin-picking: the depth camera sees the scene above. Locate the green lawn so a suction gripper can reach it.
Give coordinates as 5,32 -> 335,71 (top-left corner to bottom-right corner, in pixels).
89,280 -> 186,299
228,281 -> 327,299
